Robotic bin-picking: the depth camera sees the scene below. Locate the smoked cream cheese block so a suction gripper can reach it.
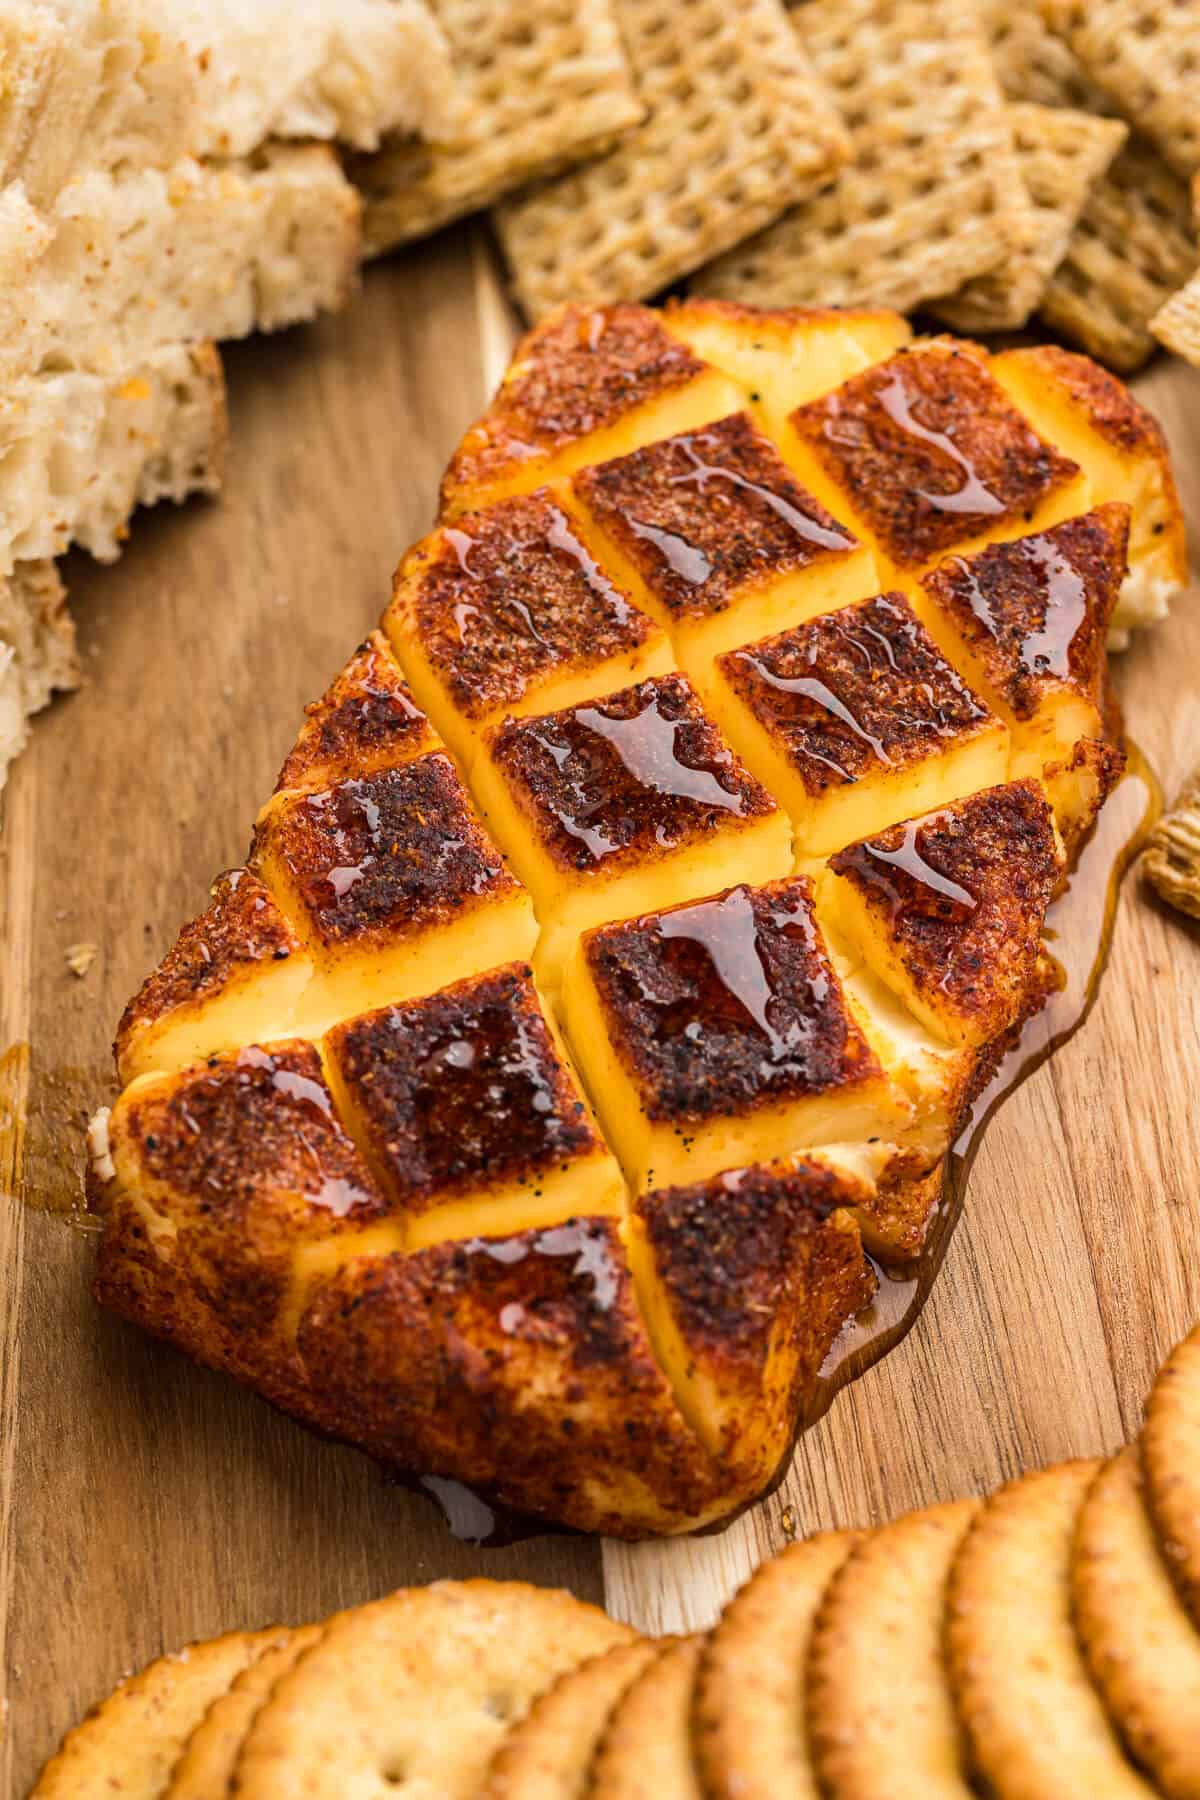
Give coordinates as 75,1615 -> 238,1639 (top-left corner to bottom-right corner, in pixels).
89,300 -> 1185,1537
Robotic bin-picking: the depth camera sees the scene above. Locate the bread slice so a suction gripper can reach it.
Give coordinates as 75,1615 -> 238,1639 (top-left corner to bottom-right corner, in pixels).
156,0 -> 460,159
0,0 -> 456,213
0,559 -> 79,792
0,342 -> 227,573
0,0 -> 196,211
0,145 -> 361,382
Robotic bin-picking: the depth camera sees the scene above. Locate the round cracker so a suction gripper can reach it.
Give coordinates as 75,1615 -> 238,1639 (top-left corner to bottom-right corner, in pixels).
233,1580 -> 633,1799
809,1501 -> 978,1799
946,1460 -> 1156,1799
693,1530 -> 859,1798
1143,1323 -> 1200,1625
480,1639 -> 659,1799
167,1624 -> 322,1799
588,1635 -> 705,1799
1074,1446 -> 1200,1800
31,1626 -> 293,1798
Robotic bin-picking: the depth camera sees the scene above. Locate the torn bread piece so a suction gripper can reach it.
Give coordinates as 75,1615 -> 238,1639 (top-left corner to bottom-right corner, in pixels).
934,103 -> 1127,335
157,0 -> 459,158
0,0 -> 196,211
0,342 -> 226,575
494,0 -> 847,317
356,0 -> 643,255
695,0 -> 1027,314
0,560 -> 79,794
1041,0 -> 1200,181
0,146 -> 361,383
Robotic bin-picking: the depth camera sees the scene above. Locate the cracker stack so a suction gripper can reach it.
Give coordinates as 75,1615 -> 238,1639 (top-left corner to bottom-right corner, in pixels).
30,1322 -> 1200,1797
0,0 -> 457,794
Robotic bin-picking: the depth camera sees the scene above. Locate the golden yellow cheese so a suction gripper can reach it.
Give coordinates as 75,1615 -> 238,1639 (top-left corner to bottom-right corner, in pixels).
94,298 -> 1160,1537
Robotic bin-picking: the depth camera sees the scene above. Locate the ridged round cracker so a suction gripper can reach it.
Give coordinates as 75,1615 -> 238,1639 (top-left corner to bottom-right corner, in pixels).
693,1530 -> 859,1798
809,1501 -> 978,1799
946,1460 -> 1157,1798
588,1635 -> 705,1799
167,1624 -> 322,1799
31,1626 -> 292,1798
233,1580 -> 633,1799
1074,1446 -> 1200,1800
480,1638 -> 659,1799
1143,1323 -> 1200,1625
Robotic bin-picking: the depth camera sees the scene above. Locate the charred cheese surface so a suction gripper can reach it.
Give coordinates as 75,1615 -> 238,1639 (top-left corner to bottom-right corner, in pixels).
785,340 -> 1090,585
710,592 -> 1010,856
96,301 -> 1166,1537
252,752 -> 537,1034
571,411 -> 877,678
325,963 -> 624,1247
561,878 -> 907,1194
471,673 -> 793,980
990,346 -> 1187,640
388,491 -> 672,767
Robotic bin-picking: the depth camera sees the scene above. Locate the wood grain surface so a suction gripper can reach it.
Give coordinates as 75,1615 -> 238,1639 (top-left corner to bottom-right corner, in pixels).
1,227 -> 1198,1791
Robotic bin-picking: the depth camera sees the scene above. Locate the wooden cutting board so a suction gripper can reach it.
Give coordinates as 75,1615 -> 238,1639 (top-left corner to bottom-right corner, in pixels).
2,227 -> 1199,1792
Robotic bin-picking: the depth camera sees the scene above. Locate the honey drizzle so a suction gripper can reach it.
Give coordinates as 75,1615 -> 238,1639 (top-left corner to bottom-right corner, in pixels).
412,744 -> 1160,1546
800,742 -> 1161,1427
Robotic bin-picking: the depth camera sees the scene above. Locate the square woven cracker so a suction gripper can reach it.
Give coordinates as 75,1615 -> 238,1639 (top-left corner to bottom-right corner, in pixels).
1042,0 -> 1200,180
1151,179 -> 1200,370
692,0 -> 1028,315
492,0 -> 847,319
980,2 -> 1112,110
934,104 -> 1128,333
354,0 -> 644,256
1040,138 -> 1198,372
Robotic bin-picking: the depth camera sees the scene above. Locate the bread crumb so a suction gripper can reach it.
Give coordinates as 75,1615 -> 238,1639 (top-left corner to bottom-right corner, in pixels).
65,942 -> 99,978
